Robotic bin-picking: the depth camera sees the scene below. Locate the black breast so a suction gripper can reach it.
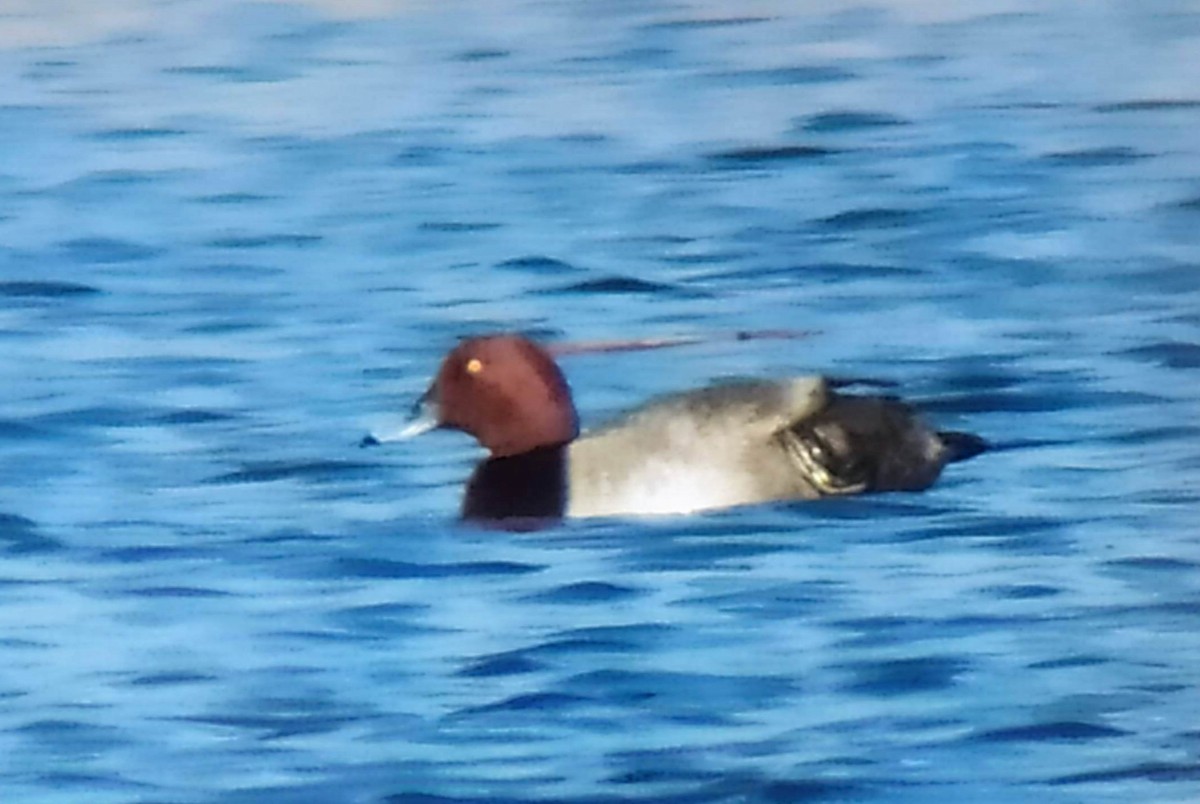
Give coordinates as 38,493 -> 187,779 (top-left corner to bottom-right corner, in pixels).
461,445 -> 568,523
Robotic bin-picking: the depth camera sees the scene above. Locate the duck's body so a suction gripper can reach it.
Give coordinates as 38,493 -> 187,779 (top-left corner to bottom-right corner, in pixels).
366,335 -> 986,523
567,378 -> 828,517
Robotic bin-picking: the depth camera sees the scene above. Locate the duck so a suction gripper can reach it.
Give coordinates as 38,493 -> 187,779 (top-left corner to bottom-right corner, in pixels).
363,334 -> 987,522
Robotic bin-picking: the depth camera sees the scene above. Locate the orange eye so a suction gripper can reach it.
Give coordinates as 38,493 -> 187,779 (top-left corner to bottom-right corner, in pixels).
465,357 -> 484,375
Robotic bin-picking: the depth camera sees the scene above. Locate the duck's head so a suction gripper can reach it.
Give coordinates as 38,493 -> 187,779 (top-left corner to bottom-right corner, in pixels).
366,335 -> 579,457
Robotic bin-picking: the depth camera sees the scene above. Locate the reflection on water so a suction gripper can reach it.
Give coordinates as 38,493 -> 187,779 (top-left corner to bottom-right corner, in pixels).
1,1 -> 1199,802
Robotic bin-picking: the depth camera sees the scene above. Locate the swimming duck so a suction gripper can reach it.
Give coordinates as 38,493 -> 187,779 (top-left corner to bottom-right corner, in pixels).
364,334 -> 986,521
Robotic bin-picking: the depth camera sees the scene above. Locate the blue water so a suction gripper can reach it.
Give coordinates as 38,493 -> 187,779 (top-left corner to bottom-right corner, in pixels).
2,1 -> 1199,802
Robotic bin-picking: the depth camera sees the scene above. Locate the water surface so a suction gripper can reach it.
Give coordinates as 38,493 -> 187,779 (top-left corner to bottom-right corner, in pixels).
1,1 -> 1199,802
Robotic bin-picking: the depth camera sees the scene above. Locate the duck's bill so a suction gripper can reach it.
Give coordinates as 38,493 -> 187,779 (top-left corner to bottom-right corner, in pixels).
360,394 -> 439,447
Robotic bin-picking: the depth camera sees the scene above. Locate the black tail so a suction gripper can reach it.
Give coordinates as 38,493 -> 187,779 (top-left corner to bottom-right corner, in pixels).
938,431 -> 989,463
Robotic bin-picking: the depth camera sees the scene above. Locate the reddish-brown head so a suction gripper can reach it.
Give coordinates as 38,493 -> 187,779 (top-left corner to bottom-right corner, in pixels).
427,335 -> 579,457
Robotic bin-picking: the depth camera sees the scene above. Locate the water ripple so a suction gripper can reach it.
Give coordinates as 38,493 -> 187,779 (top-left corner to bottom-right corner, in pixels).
208,460 -> 379,484
1122,341 -> 1200,369
837,656 -> 971,696
707,145 -> 838,165
1041,146 -> 1151,167
802,111 -> 908,132
332,557 -> 543,580
973,721 -> 1128,742
59,237 -> 162,263
0,513 -> 61,555
1048,761 -> 1200,785
524,580 -> 644,604
543,276 -> 697,297
0,280 -> 101,298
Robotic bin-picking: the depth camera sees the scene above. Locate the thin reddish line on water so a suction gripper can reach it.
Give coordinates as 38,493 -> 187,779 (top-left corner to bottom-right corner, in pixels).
546,329 -> 817,358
